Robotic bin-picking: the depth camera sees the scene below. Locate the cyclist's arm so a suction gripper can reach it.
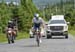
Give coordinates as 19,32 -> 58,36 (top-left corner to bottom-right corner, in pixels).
40,18 -> 45,28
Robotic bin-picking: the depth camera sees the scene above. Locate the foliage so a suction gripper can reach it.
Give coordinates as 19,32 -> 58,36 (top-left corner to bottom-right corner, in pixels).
18,0 -> 39,32
0,0 -> 39,33
44,1 -> 75,27
0,3 -> 11,32
0,0 -> 75,33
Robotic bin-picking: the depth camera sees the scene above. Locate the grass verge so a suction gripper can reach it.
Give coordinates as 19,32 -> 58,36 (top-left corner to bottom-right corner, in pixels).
0,32 -> 29,43
69,30 -> 75,36
16,32 -> 29,39
0,33 -> 7,43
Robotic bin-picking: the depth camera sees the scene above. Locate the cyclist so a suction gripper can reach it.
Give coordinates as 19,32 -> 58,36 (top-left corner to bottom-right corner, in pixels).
7,20 -> 17,38
32,13 -> 44,43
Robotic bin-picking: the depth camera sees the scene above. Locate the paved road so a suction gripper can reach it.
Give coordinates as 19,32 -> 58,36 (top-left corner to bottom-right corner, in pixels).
0,35 -> 75,52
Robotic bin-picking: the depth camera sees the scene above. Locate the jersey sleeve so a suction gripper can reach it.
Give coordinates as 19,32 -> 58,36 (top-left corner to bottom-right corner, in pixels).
39,17 -> 45,27
39,17 -> 44,24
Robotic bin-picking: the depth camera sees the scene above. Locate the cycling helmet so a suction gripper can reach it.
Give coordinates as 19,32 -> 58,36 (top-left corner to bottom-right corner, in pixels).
34,13 -> 39,18
8,20 -> 12,23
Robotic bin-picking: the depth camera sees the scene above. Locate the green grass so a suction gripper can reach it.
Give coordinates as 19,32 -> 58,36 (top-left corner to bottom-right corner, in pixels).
0,33 -> 7,43
68,26 -> 75,36
69,30 -> 75,36
16,32 -> 29,39
0,32 -> 29,43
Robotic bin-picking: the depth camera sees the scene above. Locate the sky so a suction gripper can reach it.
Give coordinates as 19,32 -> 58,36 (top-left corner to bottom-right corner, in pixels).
0,0 -> 20,3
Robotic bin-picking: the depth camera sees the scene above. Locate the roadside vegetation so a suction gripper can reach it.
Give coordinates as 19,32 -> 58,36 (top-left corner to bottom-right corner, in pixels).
69,25 -> 75,36
0,0 -> 75,42
42,1 -> 75,36
0,0 -> 38,42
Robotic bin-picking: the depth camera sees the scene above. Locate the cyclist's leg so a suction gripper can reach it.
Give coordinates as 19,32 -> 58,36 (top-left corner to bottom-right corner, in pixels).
38,27 -> 42,43
32,26 -> 37,38
33,26 -> 36,35
38,27 -> 41,38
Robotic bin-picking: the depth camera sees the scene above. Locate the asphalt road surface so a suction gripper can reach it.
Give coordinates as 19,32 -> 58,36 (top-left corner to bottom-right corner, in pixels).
0,35 -> 75,52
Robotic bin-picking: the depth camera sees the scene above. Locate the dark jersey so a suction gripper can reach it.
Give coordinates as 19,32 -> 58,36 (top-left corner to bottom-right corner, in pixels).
8,23 -> 14,29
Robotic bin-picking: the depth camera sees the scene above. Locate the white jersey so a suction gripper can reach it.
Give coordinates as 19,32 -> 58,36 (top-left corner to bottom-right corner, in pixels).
32,17 -> 44,24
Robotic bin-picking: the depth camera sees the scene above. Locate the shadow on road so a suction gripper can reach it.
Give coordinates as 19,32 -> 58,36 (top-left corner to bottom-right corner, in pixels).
50,36 -> 67,39
15,44 -> 38,48
23,44 -> 38,47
